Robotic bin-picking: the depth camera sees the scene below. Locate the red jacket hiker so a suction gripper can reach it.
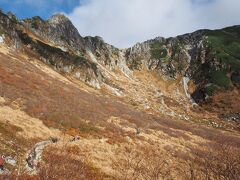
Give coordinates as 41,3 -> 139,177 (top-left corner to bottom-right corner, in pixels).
0,156 -> 5,169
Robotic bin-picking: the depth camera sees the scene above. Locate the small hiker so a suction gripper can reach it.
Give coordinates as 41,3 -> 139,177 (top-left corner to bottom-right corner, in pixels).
136,127 -> 141,135
0,155 -> 5,171
71,135 -> 80,142
50,137 -> 59,143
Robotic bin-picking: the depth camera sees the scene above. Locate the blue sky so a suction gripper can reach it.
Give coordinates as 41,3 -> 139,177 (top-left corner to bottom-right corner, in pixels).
0,0 -> 80,19
0,0 -> 239,48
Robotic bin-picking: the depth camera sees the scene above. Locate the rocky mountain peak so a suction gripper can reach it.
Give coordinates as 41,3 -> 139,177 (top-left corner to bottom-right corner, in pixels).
6,12 -> 17,21
48,13 -> 70,24
21,12 -> 85,51
46,13 -> 83,42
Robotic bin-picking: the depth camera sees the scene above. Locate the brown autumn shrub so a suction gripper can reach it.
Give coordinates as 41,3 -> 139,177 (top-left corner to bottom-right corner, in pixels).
37,146 -> 103,180
0,146 -> 103,180
0,174 -> 38,180
201,141 -> 240,180
179,137 -> 240,180
112,146 -> 175,180
113,138 -> 240,180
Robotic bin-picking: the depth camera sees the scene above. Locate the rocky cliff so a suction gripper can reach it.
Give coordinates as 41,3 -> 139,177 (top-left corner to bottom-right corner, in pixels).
126,27 -> 240,104
0,10 -> 239,119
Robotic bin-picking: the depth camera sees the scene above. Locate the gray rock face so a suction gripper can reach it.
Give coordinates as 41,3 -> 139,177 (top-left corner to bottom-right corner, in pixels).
0,11 -> 22,48
22,13 -> 132,85
125,37 -> 165,70
23,14 -> 85,52
24,14 -> 123,70
125,28 -> 240,103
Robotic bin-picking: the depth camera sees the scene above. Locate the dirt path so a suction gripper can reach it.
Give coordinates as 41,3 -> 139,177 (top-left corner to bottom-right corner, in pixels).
26,138 -> 58,171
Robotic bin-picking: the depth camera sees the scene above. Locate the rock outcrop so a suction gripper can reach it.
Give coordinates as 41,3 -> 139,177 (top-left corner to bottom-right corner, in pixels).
126,27 -> 240,104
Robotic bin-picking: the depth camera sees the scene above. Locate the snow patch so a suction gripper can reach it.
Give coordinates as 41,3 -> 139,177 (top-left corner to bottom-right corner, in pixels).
0,35 -> 5,44
183,76 -> 197,106
118,51 -> 133,78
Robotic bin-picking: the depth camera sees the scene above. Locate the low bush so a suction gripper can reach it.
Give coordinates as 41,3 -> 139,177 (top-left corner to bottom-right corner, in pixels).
113,140 -> 240,180
204,84 -> 218,96
210,70 -> 230,89
231,73 -> 240,85
150,42 -> 168,60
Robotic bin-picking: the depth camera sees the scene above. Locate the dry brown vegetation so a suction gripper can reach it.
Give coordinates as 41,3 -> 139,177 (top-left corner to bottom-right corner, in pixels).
0,49 -> 239,142
181,139 -> 240,180
1,146 -> 104,180
112,140 -> 240,180
112,146 -> 173,180
200,89 -> 240,130
0,121 -> 36,172
37,146 -> 104,180
0,47 -> 240,179
1,140 -> 239,180
201,89 -> 240,115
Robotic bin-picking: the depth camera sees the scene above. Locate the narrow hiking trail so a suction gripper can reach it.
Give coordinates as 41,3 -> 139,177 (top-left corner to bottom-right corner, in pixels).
26,138 -> 58,171
25,136 -> 79,172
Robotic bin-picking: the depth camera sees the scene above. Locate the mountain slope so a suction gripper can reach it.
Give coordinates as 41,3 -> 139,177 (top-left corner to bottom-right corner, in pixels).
126,26 -> 240,118
1,39 -> 239,179
0,10 -> 239,179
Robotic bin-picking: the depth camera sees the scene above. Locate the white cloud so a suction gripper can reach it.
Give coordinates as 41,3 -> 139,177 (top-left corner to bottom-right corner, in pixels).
68,0 -> 240,48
